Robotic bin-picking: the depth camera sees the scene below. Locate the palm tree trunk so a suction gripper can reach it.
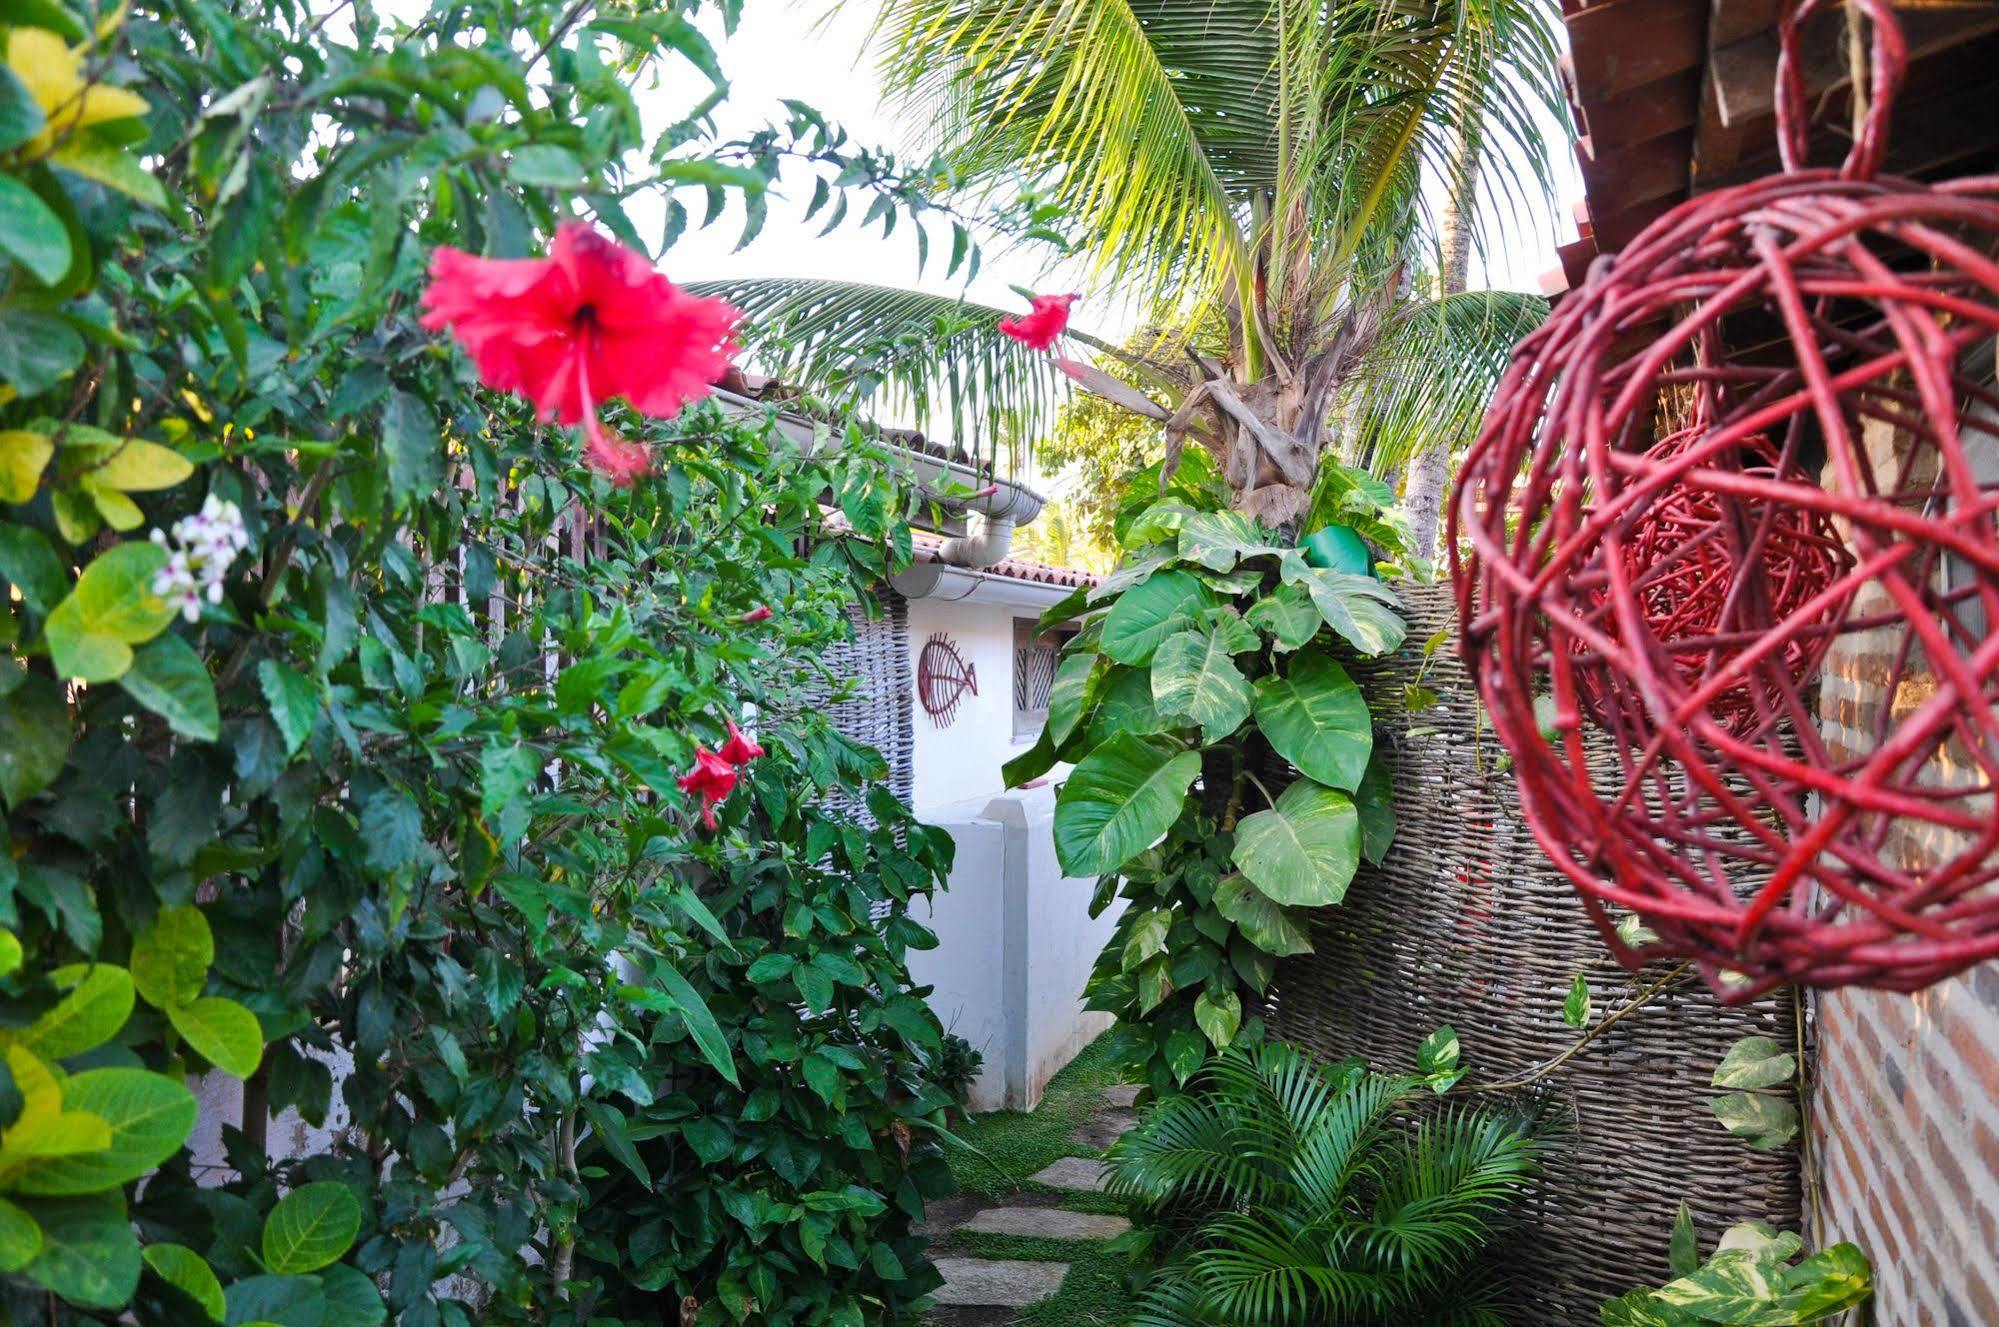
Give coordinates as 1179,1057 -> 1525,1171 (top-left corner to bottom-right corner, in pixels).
1403,127 -> 1481,568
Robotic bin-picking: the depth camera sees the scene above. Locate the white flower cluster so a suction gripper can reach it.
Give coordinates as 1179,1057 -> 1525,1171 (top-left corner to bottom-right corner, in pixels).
150,495 -> 250,623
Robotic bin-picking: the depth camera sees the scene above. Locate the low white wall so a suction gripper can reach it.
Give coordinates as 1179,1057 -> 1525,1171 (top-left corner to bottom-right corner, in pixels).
909,785 -> 1121,1112
905,596 -> 1033,815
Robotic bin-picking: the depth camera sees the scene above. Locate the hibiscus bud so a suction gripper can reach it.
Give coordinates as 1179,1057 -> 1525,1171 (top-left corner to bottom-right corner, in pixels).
740,604 -> 773,624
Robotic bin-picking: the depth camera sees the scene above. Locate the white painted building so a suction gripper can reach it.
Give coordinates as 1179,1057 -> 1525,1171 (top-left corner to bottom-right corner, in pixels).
712,387 -> 1118,1111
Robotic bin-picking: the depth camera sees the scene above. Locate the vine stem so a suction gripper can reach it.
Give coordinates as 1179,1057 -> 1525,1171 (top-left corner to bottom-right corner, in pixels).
1471,962 -> 1694,1092
550,1108 -> 578,1297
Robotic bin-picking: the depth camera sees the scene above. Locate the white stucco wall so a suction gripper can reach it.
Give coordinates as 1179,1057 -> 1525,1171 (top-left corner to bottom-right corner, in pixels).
905,595 -> 1038,814
909,786 -> 1122,1112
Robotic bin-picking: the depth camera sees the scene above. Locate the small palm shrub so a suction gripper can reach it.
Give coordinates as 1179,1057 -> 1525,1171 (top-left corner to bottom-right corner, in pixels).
1106,1039 -> 1543,1327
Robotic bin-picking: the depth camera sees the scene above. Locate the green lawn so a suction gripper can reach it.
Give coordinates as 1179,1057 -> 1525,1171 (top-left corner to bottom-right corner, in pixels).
930,1033 -> 1140,1325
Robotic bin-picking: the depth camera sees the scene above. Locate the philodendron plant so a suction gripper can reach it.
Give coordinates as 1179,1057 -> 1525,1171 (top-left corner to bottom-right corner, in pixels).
1006,453 -> 1404,1094
1603,1205 -> 1872,1327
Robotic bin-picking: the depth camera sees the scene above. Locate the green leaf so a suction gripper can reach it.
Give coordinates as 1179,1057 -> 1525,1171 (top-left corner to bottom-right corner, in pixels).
1668,1202 -> 1700,1278
0,175 -> 72,286
11,1068 -> 198,1194
0,674 -> 70,807
0,309 -> 84,398
1164,1027 -> 1206,1084
0,65 -> 47,155
1253,651 -> 1372,791
1712,1036 -> 1797,1091
257,660 -> 320,757
382,390 -> 442,507
1353,749 -> 1395,866
319,1263 -> 387,1327
652,962 -> 739,1088
21,964 -> 134,1060
1175,510 -> 1280,572
143,1243 -> 226,1322
1193,986 -> 1241,1049
1052,734 -> 1201,877
1150,625 -> 1253,742
21,1192 -> 141,1309
120,634 -> 219,741
1780,1243 -> 1873,1320
1281,562 -> 1407,656
0,1196 -> 41,1272
44,543 -> 175,683
1415,1025 -> 1465,1092
1244,580 -> 1321,651
0,522 -> 65,610
224,1272 -> 327,1327
167,998 -> 263,1078
1045,650 -> 1098,747
261,1181 -> 362,1275
1099,570 -> 1215,666
90,440 -> 195,492
478,741 -> 539,819
1232,780 -> 1360,907
49,140 -> 165,208
0,929 -> 19,978
1563,973 -> 1592,1029
1710,1091 -> 1799,1150
1211,874 -> 1314,957
131,904 -> 214,1009
0,428 -> 53,502
508,144 -> 589,188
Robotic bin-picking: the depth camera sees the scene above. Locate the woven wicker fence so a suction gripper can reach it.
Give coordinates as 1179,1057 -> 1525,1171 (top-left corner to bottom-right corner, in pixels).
815,587 -> 915,825
1267,580 -> 1803,1323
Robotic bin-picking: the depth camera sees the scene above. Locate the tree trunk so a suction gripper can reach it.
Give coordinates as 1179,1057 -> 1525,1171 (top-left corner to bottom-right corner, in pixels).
1403,127 -> 1481,569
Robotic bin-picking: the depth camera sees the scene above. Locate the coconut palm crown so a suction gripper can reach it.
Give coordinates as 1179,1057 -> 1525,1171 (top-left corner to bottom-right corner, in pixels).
704,0 -> 1567,538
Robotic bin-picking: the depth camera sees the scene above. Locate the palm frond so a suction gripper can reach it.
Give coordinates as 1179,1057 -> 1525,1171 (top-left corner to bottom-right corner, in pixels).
691,276 -> 1069,466
861,0 -> 1271,308
1339,287 -> 1546,473
1104,1087 -> 1270,1207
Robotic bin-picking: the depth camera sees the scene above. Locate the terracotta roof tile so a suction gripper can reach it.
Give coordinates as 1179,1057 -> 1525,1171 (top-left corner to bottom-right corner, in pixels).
907,530 -> 1103,589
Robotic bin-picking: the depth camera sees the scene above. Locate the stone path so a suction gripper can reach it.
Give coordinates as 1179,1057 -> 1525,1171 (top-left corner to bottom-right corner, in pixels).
924,1082 -> 1141,1323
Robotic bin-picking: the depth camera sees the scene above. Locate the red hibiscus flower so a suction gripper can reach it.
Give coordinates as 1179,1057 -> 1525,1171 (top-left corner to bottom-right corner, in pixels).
739,604 -> 773,624
420,221 -> 740,481
997,293 -> 1076,351
676,746 -> 739,831
719,718 -> 764,766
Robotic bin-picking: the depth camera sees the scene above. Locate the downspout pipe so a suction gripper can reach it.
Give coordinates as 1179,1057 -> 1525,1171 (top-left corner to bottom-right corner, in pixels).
936,511 -> 1016,569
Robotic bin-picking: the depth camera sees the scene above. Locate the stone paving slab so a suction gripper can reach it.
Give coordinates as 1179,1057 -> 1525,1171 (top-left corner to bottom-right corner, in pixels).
1103,1083 -> 1142,1110
963,1207 -> 1131,1240
1069,1108 -> 1138,1152
1028,1155 -> 1109,1192
931,1257 -> 1070,1307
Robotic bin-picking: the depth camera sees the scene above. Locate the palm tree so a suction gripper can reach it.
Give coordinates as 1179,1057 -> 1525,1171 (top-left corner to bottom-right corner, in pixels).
707,0 -> 1565,550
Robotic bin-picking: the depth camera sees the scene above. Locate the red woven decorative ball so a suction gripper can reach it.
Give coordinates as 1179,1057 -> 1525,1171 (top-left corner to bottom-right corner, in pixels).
1572,426 -> 1852,737
1451,0 -> 1999,1000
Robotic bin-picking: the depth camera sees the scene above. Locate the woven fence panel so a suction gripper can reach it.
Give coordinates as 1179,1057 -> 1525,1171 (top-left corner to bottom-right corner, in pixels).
815,587 -> 915,825
1267,580 -> 1803,1323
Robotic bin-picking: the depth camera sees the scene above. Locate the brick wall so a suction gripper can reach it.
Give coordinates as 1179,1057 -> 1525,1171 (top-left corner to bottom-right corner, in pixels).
1811,411 -> 1999,1323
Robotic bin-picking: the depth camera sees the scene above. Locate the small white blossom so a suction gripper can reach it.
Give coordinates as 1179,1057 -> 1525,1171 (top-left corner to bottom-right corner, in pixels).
149,495 -> 249,623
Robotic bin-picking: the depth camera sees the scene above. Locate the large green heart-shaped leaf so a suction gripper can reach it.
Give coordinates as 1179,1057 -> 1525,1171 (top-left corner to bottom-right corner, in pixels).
1232,780 -> 1360,907
1244,580 -> 1320,651
1280,560 -> 1406,657
1354,749 -> 1396,865
1709,1090 -> 1799,1151
1099,570 -> 1214,666
1711,1035 -> 1796,1091
1151,627 -> 1253,743
1175,510 -> 1280,572
11,1068 -> 198,1194
1045,650 -> 1100,747
262,1181 -> 362,1275
1053,734 -> 1201,877
20,1192 -> 140,1309
1085,667 -> 1174,746
1254,651 -> 1372,791
1211,874 -> 1315,957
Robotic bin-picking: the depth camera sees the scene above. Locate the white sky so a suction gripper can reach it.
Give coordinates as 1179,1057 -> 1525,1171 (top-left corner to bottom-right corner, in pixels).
629,2 -> 1586,460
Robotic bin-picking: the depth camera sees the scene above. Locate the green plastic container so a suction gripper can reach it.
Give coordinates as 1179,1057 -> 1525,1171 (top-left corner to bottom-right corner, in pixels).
1299,523 -> 1374,576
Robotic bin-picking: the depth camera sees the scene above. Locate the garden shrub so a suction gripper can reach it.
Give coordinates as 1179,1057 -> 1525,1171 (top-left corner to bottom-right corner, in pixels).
0,0 -> 970,1321
1006,451 -> 1408,1094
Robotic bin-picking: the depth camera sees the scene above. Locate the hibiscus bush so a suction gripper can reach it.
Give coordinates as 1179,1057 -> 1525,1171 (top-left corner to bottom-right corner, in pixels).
0,0 -> 969,1322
